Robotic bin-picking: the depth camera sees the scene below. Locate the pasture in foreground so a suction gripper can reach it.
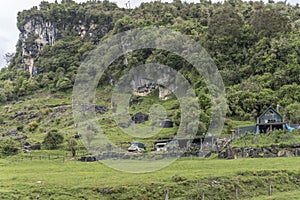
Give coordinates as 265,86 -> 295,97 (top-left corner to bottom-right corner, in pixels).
0,156 -> 300,199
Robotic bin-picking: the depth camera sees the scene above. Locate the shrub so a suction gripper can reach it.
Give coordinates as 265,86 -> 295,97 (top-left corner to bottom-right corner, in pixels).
28,120 -> 38,131
43,130 -> 64,150
0,137 -> 19,156
68,138 -> 78,157
56,77 -> 72,91
38,127 -> 46,133
41,108 -> 49,115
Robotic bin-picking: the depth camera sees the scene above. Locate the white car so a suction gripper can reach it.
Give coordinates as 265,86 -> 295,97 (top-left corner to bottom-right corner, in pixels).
128,142 -> 146,152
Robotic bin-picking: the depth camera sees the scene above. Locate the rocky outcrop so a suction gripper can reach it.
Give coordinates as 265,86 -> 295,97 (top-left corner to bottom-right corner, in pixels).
160,119 -> 174,128
131,112 -> 149,124
129,97 -> 143,106
17,4 -> 113,77
9,111 -> 27,120
129,66 -> 175,100
2,129 -> 27,141
95,105 -> 108,114
19,16 -> 59,76
218,144 -> 300,159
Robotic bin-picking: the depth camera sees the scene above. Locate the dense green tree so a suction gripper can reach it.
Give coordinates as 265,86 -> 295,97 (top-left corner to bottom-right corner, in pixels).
0,0 -> 299,123
43,130 -> 64,150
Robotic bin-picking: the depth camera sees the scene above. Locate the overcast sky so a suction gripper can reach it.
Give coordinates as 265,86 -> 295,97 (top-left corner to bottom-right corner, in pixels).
0,0 -> 298,68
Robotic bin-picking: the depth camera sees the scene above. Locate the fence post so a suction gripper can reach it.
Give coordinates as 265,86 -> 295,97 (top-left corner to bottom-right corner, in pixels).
202,183 -> 205,200
165,189 -> 169,200
196,181 -> 199,199
235,184 -> 238,199
268,179 -> 272,196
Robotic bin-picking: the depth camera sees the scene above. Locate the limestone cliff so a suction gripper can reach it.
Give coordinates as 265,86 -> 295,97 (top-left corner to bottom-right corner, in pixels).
19,15 -> 58,76
15,1 -> 121,76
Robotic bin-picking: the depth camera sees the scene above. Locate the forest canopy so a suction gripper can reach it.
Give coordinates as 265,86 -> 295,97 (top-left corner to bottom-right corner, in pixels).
1,0 -> 300,124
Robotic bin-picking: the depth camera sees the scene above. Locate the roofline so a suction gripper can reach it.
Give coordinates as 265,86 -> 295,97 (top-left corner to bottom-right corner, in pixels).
257,106 -> 283,121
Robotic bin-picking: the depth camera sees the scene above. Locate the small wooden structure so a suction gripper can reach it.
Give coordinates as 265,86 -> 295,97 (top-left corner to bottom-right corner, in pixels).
256,106 -> 285,133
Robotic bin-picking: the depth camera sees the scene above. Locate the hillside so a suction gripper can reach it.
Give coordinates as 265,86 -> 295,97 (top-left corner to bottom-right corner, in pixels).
0,0 -> 299,153
0,1 -> 300,199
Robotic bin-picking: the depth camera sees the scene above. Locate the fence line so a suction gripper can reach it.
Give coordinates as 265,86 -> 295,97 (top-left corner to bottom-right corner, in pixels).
164,179 -> 278,199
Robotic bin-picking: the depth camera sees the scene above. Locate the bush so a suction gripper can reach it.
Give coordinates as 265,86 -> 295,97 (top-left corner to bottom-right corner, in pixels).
41,108 -> 49,115
28,120 -> 38,131
56,77 -> 72,91
68,138 -> 78,157
0,138 -> 19,156
43,130 -> 64,150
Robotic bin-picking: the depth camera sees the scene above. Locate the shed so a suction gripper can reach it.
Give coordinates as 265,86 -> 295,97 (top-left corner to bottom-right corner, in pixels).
256,106 -> 285,133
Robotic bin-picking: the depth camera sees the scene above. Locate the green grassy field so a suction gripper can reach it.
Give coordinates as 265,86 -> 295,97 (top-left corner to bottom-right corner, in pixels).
0,156 -> 299,199
1,91 -> 300,199
247,190 -> 300,200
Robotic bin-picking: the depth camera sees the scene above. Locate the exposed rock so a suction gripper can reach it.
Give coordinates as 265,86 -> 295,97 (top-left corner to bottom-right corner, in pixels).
129,66 -> 176,100
23,142 -> 41,150
18,115 -> 25,121
159,87 -> 172,100
290,143 -> 300,148
18,9 -> 111,76
95,105 -> 108,114
131,112 -> 149,124
28,113 -> 36,119
10,111 -> 26,120
23,142 -> 31,150
7,128 -> 18,136
31,143 -> 41,150
218,148 -> 234,159
19,16 -> 59,76
78,104 -> 108,114
129,97 -> 143,106
161,119 -> 174,128
3,130 -> 27,141
278,150 -> 294,157
263,154 -> 276,158
219,145 -> 299,159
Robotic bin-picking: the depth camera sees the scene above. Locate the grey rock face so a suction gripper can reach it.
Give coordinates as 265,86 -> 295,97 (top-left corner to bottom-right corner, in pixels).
18,15 -> 111,76
131,112 -> 149,124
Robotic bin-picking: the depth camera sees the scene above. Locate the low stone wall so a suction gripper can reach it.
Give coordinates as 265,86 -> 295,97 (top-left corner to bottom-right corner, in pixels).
218,143 -> 300,159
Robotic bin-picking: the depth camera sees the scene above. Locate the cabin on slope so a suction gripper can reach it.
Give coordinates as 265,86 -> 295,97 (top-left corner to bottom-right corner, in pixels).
256,106 -> 285,133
